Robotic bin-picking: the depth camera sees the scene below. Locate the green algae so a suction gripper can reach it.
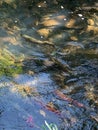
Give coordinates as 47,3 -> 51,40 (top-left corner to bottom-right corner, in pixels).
0,59 -> 23,76
0,49 -> 23,76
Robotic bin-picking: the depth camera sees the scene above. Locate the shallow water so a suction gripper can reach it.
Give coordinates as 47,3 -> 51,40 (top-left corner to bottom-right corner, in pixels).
0,2 -> 98,130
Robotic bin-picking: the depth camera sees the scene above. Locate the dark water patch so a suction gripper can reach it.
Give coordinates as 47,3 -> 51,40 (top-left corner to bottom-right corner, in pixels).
0,28 -> 8,37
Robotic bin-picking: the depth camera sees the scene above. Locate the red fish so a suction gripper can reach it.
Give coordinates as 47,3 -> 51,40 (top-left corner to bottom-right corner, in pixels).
54,90 -> 85,108
45,104 -> 60,114
34,98 -> 60,114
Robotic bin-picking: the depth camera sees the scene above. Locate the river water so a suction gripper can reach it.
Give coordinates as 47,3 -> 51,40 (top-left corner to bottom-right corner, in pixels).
0,2 -> 98,130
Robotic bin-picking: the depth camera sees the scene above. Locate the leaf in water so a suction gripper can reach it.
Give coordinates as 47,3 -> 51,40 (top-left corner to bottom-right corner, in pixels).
40,110 -> 46,117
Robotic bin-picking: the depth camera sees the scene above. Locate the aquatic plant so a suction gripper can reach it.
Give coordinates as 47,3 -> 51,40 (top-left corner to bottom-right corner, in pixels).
42,120 -> 58,130
0,50 -> 23,76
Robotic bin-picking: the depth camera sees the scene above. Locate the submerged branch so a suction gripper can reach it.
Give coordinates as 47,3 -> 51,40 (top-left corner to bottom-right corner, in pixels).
22,34 -> 54,46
